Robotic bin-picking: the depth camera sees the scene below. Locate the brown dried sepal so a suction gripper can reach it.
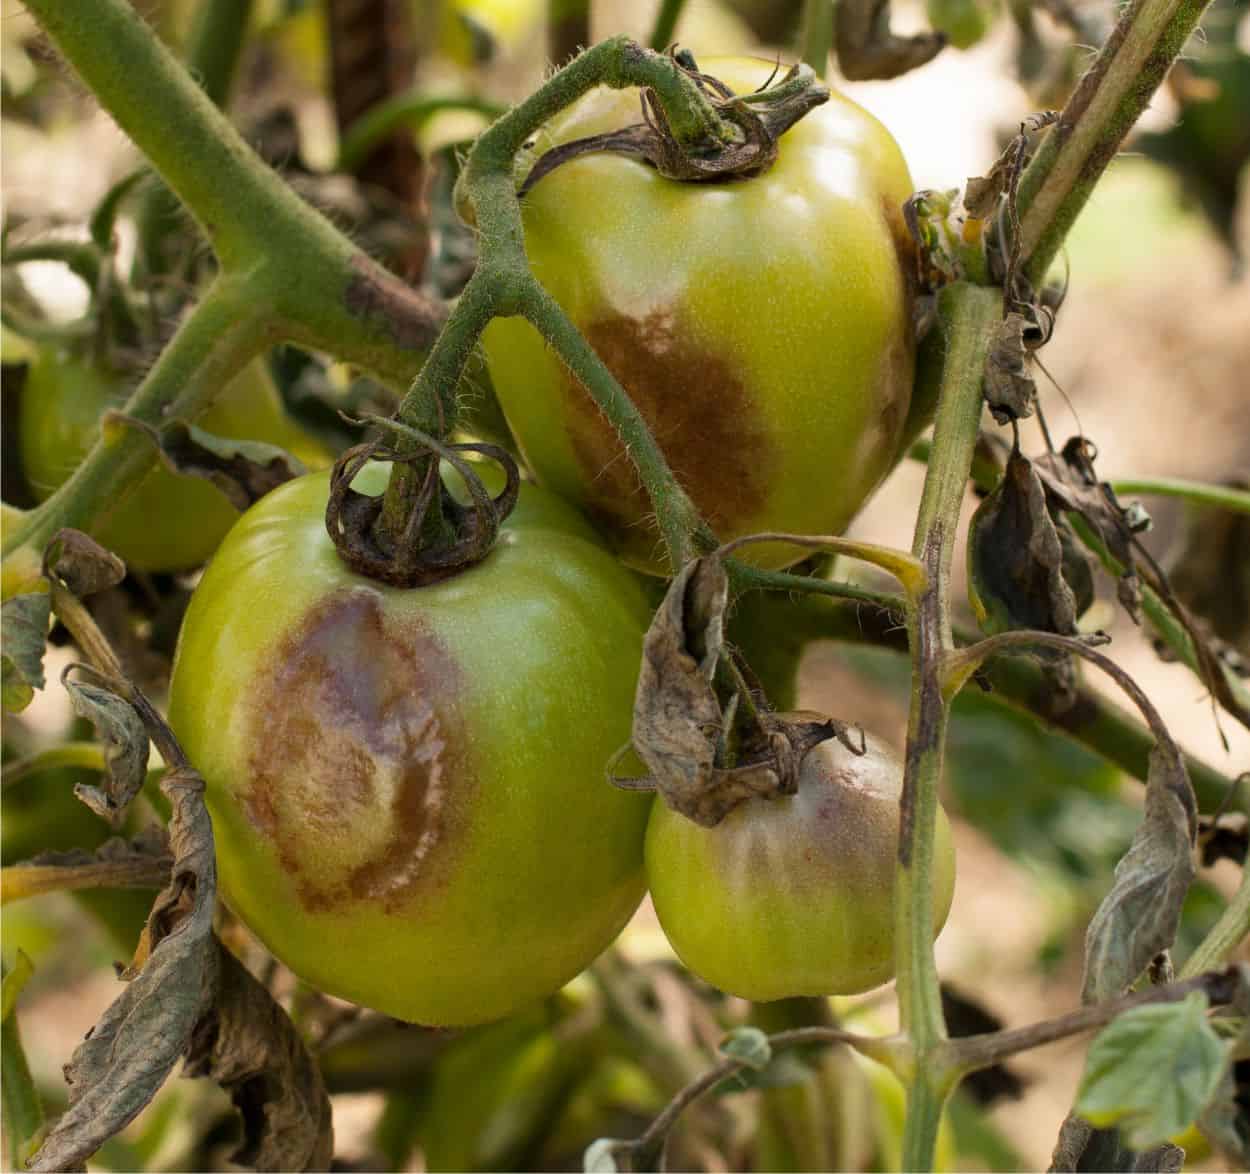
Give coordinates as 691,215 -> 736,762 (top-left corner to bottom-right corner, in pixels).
325,435 -> 519,587
984,313 -> 1037,423
519,58 -> 829,197
43,528 -> 126,597
627,556 -> 859,827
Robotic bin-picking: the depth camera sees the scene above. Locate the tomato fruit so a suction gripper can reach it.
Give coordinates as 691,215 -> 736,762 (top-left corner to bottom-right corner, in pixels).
19,348 -> 329,572
481,57 -> 915,573
167,463 -> 654,1026
645,733 -> 956,1000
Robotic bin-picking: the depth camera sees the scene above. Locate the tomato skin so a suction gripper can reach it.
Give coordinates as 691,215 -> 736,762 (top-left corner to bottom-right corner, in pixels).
645,734 -> 955,1001
19,349 -> 328,572
481,57 -> 915,574
167,464 -> 654,1026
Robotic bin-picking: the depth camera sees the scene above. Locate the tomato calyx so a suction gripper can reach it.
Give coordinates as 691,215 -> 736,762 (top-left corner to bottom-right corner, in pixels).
325,424 -> 520,587
620,554 -> 866,827
519,57 -> 830,197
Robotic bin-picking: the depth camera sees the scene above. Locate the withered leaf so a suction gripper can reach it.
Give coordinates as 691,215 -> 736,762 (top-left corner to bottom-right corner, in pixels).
185,944 -> 334,1172
1049,1115 -> 1181,1173
29,766 -> 219,1173
1082,743 -> 1197,1003
7,833 -> 171,903
108,410 -> 305,512
44,529 -> 126,597
630,558 -> 845,826
1,591 -> 50,712
967,447 -> 1090,654
64,681 -> 150,823
984,313 -> 1036,423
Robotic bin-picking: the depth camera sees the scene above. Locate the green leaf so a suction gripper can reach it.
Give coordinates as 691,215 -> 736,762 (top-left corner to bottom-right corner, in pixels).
1,591 -> 50,712
1,952 -> 46,1169
719,1025 -> 772,1071
1076,992 -> 1225,1150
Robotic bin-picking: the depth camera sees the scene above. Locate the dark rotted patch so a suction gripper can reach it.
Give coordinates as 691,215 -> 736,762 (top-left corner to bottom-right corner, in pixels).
562,308 -> 774,555
242,588 -> 469,914
344,254 -> 447,353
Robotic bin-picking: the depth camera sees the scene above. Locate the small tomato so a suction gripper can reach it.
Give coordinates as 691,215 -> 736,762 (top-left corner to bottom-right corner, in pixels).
168,464 -> 654,1026
481,56 -> 916,573
645,733 -> 956,1001
19,349 -> 328,571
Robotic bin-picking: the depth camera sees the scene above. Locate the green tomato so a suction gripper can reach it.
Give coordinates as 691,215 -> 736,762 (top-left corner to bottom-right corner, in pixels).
167,463 -> 654,1026
481,56 -> 916,574
646,734 -> 956,1001
19,348 -> 329,572
926,0 -> 999,51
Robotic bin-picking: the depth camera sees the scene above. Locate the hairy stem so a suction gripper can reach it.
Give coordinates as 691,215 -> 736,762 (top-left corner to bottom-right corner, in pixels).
649,0 -> 689,49
1017,0 -> 1214,285
1180,858 -> 1250,979
897,282 -> 1001,1170
799,0 -> 834,76
1,277 -> 269,577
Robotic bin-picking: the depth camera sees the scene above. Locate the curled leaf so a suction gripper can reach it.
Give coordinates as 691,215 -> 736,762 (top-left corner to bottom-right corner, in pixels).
967,447 -> 1093,653
629,558 -> 849,826
3,833 -> 171,906
184,944 -> 334,1172
29,766 -> 219,1173
1,591 -> 50,712
64,679 -> 150,823
108,410 -> 306,512
1082,743 -> 1197,1003
44,529 -> 126,596
984,313 -> 1036,423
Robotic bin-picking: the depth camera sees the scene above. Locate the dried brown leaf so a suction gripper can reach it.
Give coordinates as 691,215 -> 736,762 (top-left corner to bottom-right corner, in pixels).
64,681 -> 150,823
1082,744 -> 1197,1003
28,767 -> 218,1173
185,945 -> 333,1172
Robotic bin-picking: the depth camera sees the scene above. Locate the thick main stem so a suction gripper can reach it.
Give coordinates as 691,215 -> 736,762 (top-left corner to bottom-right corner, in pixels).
896,283 -> 1001,1170
1017,0 -> 1214,284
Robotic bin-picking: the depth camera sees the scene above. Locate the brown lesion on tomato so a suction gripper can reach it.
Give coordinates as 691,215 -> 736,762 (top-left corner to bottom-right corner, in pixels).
241,588 -> 471,914
561,308 -> 775,559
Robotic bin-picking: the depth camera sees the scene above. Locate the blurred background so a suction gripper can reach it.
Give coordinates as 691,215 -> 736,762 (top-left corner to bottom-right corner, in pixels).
2,0 -> 1248,1169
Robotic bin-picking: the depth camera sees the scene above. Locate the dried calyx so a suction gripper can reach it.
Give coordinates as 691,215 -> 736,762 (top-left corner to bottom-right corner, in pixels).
325,422 -> 519,587
520,54 -> 830,197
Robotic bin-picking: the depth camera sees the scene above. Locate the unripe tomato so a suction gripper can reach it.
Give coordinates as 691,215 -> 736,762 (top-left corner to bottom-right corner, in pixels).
645,734 -> 955,1001
481,57 -> 915,573
167,464 -> 654,1026
19,348 -> 329,572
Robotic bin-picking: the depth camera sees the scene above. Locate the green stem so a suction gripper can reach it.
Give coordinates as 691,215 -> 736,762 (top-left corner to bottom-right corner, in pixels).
135,0 -> 256,274
1068,514 -> 1250,729
519,279 -> 712,568
799,0 -> 834,77
1109,477 -> 1250,516
649,0 -> 689,49
23,0 -> 445,360
337,94 -> 505,172
1180,854 -> 1250,979
897,282 -> 1001,1171
1017,0 -> 1215,285
1,276 -> 270,570
2,742 -> 107,788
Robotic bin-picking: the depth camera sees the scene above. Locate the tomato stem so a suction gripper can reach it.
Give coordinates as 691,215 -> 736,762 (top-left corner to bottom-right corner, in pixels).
1016,0 -> 1217,286
895,281 -> 1001,1170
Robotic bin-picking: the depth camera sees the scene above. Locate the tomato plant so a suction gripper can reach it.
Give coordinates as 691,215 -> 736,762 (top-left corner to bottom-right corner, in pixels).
481,56 -> 916,573
167,463 -> 654,1026
19,348 -> 328,572
646,733 -> 956,1001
